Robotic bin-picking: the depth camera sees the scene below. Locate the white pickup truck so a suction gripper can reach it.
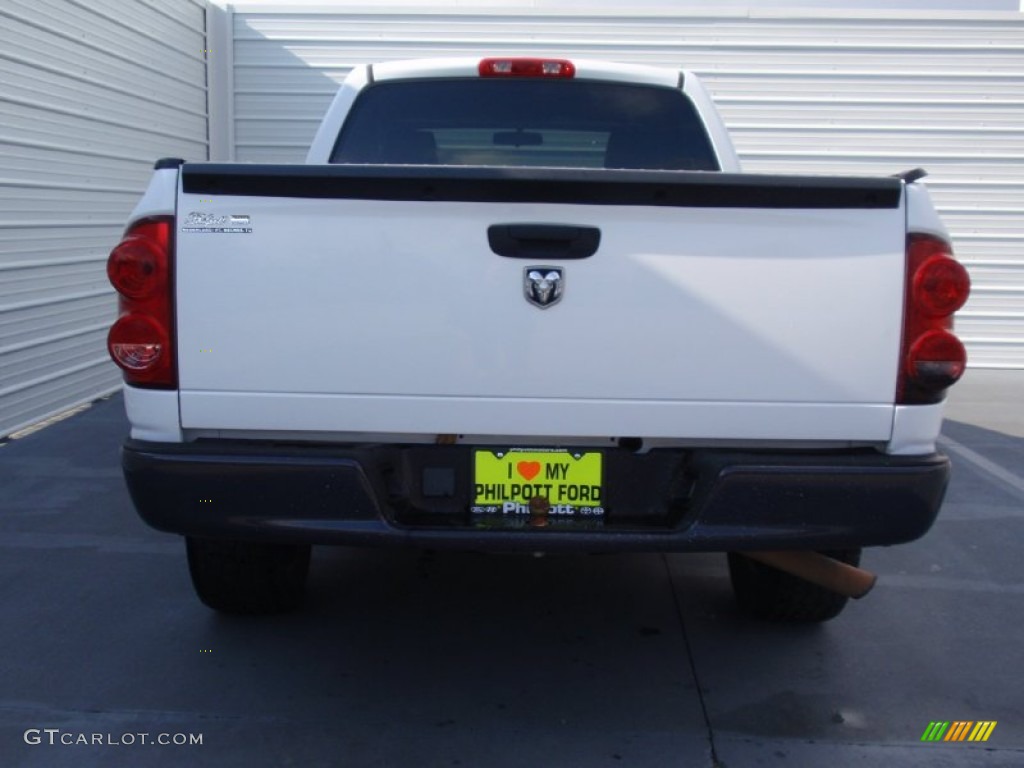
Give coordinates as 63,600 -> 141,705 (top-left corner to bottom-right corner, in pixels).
108,57 -> 970,620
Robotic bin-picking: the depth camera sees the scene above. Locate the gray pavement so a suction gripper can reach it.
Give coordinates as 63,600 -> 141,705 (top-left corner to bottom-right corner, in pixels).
0,370 -> 1021,767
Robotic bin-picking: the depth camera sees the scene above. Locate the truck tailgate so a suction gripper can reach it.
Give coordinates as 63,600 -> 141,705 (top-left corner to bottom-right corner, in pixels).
175,166 -> 905,441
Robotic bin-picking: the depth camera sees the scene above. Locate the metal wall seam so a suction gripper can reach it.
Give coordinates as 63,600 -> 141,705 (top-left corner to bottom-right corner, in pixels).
207,3 -> 236,160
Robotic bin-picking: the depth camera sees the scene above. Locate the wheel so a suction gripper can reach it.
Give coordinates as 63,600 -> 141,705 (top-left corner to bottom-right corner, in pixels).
727,548 -> 862,622
186,537 -> 311,614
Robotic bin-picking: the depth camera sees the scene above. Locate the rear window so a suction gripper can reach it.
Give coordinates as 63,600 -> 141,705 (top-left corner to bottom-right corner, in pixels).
330,79 -> 720,171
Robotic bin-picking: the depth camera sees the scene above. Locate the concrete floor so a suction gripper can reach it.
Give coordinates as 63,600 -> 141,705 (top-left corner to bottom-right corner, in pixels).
0,370 -> 1021,767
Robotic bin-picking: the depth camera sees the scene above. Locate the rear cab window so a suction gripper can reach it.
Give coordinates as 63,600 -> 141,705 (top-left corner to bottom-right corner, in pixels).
330,79 -> 720,171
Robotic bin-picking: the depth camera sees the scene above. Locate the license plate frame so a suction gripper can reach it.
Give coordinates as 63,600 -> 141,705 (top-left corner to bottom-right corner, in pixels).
471,448 -> 604,518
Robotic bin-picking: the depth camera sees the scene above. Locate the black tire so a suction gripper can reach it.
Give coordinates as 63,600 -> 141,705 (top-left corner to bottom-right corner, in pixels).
186,537 -> 311,615
727,549 -> 862,622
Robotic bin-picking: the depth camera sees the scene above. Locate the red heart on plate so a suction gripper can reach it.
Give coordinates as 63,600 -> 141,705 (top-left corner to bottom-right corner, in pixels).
517,461 -> 541,481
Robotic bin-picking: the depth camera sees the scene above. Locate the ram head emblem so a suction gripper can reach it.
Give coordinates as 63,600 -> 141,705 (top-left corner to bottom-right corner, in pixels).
524,267 -> 564,309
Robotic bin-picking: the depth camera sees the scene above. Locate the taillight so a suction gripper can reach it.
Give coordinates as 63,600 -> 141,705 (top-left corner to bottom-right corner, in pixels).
897,234 -> 970,404
106,216 -> 176,388
478,58 -> 576,78
108,235 -> 163,299
912,254 -> 971,317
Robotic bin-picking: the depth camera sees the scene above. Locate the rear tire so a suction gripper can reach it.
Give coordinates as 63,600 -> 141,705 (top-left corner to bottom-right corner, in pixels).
727,548 -> 862,622
186,537 -> 311,614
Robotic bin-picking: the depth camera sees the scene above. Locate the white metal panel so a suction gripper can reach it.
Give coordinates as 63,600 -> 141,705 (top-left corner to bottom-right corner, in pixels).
175,186 -> 906,442
0,0 -> 208,438
180,393 -> 897,442
225,6 -> 1024,367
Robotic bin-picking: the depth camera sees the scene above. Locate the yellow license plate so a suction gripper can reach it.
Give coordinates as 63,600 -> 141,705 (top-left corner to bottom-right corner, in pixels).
472,449 -> 604,517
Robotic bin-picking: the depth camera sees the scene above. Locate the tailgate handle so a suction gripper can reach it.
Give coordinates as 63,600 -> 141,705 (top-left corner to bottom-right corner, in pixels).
488,224 -> 601,259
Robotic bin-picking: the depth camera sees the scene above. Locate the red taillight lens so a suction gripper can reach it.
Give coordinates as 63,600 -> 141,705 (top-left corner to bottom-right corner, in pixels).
108,314 -> 169,371
911,245 -> 971,317
106,216 -> 176,388
478,58 -> 576,78
897,234 -> 971,404
905,330 -> 967,390
108,235 -> 163,298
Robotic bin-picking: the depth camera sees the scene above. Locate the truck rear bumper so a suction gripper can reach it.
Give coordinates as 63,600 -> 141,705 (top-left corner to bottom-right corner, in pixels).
121,439 -> 950,552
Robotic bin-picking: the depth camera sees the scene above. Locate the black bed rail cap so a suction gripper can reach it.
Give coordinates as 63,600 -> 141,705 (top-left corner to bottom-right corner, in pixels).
894,168 -> 928,183
181,164 -> 903,210
154,157 -> 185,170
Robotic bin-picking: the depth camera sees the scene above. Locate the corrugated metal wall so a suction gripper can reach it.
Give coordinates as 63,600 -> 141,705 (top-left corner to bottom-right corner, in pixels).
0,0 -> 208,438
219,6 -> 1024,368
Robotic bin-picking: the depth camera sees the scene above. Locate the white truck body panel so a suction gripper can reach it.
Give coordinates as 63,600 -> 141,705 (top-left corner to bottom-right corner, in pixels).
174,190 -> 905,441
178,393 -> 894,442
